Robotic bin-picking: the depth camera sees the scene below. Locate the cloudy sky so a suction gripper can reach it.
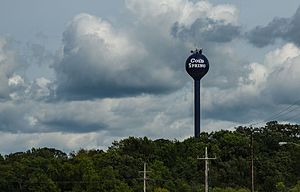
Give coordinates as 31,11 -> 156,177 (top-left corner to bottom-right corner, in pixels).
1,0 -> 300,154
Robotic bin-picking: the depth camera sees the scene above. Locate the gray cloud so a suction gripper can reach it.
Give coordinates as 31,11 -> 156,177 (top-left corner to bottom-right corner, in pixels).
172,18 -> 241,43
247,6 -> 300,47
53,0 -> 242,100
0,0 -> 252,138
54,13 -> 183,100
0,102 -> 36,133
247,18 -> 289,47
0,100 -> 109,134
27,43 -> 55,67
41,119 -> 107,133
33,101 -> 111,133
202,43 -> 300,125
6,0 -> 300,154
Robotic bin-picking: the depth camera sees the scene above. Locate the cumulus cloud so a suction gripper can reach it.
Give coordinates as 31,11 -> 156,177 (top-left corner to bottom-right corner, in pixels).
247,6 -> 300,47
109,85 -> 194,138
125,0 -> 244,89
7,75 -> 53,101
126,0 -> 239,26
0,87 -> 193,143
264,43 -> 300,104
0,0 -> 249,141
0,0 -> 244,136
0,36 -> 54,103
3,42 -> 295,136
54,0 -> 241,100
6,0 -> 300,154
127,0 -> 240,45
55,13 -> 182,100
172,18 -> 241,43
0,100 -> 108,133
201,43 -> 300,124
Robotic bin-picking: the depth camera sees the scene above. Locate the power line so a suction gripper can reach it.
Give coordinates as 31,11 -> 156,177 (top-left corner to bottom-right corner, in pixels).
265,103 -> 300,122
248,98 -> 300,127
281,109 -> 300,122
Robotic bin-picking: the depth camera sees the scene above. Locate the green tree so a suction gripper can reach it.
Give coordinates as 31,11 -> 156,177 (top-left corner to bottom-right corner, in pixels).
154,187 -> 170,192
0,122 -> 299,191
276,181 -> 287,192
289,181 -> 300,192
27,172 -> 59,192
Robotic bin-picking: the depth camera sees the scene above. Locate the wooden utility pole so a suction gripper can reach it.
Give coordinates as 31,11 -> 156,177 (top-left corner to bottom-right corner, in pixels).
139,163 -> 151,192
198,147 -> 216,192
251,132 -> 254,192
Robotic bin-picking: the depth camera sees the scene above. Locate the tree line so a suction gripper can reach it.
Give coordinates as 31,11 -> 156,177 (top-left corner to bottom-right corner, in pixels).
0,121 -> 299,191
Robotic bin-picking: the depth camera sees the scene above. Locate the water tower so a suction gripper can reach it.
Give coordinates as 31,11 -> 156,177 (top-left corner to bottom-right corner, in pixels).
185,49 -> 209,137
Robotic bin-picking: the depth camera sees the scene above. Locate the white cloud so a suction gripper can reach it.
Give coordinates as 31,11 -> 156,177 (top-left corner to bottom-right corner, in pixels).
25,77 -> 52,100
209,4 -> 239,25
0,37 -> 53,102
7,75 -> 53,101
63,13 -> 143,66
0,131 -> 119,154
0,37 -> 22,99
264,43 -> 300,68
8,74 -> 25,87
265,43 -> 300,104
199,42 -> 300,124
8,74 -> 26,100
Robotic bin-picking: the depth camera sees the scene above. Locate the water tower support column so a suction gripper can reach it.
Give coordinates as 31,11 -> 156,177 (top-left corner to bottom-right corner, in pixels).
194,80 -> 200,137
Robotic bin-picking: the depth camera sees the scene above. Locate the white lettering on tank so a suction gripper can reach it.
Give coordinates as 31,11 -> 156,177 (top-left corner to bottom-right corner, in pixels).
188,63 -> 206,68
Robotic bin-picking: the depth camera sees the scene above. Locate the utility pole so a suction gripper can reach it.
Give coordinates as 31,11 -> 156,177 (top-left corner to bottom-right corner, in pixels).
139,163 -> 151,192
251,132 -> 254,192
198,147 -> 216,192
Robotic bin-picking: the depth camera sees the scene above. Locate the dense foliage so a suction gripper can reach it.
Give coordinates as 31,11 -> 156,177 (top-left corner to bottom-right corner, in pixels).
0,122 -> 299,192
